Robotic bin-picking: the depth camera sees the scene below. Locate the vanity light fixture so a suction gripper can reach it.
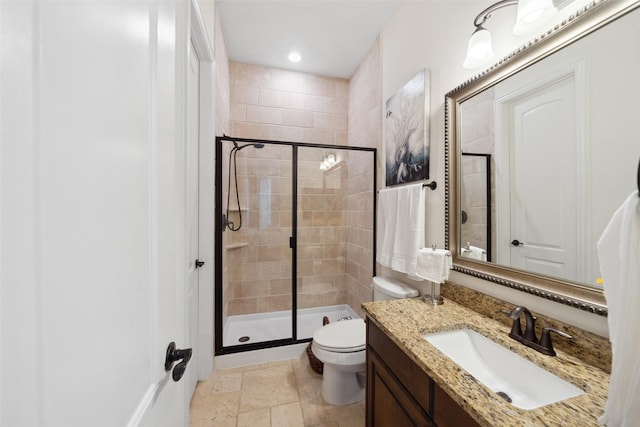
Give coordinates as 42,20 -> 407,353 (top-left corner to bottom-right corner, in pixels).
319,153 -> 337,171
463,0 -> 558,69
513,0 -> 558,35
288,51 -> 301,63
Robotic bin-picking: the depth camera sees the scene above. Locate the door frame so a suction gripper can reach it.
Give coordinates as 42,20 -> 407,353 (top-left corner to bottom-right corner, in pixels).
189,0 -> 215,382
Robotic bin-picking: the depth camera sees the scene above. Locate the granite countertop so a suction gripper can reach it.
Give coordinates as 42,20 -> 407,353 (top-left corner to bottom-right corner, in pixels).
362,297 -> 610,427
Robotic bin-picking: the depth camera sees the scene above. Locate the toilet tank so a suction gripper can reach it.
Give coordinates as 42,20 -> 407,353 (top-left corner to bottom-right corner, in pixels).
372,276 -> 419,301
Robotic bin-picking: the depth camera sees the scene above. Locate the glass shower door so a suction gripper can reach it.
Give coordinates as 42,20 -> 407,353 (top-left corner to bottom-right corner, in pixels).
216,137 -> 376,355
296,146 -> 350,340
219,139 -> 293,348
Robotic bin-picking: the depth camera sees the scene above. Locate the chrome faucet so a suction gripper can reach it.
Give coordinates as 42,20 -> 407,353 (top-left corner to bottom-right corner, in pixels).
500,306 -> 572,356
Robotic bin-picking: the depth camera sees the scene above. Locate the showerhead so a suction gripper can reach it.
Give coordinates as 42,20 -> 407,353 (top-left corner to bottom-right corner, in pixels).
235,142 -> 265,151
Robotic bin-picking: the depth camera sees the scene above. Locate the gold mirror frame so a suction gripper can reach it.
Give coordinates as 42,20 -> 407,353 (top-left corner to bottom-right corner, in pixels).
446,0 -> 640,317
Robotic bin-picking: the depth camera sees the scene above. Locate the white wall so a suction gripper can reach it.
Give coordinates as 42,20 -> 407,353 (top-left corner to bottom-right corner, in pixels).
381,0 -> 609,336
196,0 -> 215,46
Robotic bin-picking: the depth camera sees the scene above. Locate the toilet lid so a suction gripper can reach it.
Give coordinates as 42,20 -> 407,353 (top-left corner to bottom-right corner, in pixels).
312,319 -> 366,353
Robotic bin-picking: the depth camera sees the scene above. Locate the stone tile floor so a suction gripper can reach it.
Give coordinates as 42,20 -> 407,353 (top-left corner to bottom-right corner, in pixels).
190,353 -> 365,427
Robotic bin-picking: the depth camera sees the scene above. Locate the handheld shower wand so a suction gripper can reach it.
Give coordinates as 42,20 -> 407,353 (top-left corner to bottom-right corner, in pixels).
224,142 -> 265,231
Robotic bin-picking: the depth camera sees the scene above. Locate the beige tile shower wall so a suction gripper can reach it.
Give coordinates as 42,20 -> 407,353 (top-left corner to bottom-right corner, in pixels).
459,88 -> 496,259
297,151 -> 348,310
224,148 -> 293,317
227,62 -> 350,316
346,38 -> 381,318
215,12 -> 230,137
229,61 -> 348,145
460,156 -> 489,251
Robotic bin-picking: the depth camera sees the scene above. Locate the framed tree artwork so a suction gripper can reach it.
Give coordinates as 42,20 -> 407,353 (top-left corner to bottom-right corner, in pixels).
385,69 -> 430,186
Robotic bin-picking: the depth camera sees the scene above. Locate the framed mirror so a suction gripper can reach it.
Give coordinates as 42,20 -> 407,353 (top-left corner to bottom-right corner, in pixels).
446,0 -> 640,316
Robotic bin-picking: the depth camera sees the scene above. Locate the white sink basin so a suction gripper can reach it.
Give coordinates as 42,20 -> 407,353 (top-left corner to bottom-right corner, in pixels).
423,329 -> 584,410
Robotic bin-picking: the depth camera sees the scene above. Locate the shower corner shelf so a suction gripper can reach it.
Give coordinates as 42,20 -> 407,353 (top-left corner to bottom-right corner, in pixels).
225,243 -> 249,250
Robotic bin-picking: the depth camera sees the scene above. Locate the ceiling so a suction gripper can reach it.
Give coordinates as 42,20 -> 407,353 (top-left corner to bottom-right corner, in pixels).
217,0 -> 404,79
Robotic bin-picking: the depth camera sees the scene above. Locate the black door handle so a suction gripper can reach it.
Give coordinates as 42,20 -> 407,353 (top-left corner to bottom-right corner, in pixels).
511,239 -> 524,247
195,259 -> 205,268
165,342 -> 192,382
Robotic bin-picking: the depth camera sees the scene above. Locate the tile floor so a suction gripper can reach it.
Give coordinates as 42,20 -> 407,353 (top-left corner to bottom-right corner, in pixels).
189,353 -> 365,427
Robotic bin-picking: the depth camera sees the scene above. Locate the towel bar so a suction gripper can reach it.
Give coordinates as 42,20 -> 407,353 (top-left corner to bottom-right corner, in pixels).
376,181 -> 437,193
422,181 -> 437,190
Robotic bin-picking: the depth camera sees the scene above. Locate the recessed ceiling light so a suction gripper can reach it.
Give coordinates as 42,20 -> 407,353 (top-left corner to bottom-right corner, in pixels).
288,51 -> 301,63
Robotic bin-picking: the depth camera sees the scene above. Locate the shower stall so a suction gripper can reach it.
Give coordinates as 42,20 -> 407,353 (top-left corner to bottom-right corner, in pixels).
215,136 -> 377,355
460,152 -> 493,261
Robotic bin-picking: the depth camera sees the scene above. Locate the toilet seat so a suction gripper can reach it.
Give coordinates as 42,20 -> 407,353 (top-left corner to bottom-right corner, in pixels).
313,342 -> 365,353
312,319 -> 365,353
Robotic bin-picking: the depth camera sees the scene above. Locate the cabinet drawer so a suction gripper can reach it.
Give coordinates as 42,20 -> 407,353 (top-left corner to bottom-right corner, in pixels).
367,320 -> 432,414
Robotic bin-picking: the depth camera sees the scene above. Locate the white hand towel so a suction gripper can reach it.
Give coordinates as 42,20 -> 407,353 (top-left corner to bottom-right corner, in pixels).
416,248 -> 452,284
598,191 -> 640,427
376,183 -> 425,278
461,245 -> 487,261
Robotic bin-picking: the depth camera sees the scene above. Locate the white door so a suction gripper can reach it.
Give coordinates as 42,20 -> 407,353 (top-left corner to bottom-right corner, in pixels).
495,64 -> 585,281
0,1 -> 200,426
185,39 -> 201,403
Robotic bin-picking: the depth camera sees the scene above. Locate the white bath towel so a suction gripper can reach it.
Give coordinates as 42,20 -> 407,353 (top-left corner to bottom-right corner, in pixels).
597,191 -> 640,427
376,187 -> 399,269
415,248 -> 452,284
376,183 -> 425,278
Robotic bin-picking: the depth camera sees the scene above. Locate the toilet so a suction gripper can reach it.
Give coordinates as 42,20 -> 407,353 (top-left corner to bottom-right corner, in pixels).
311,276 -> 418,405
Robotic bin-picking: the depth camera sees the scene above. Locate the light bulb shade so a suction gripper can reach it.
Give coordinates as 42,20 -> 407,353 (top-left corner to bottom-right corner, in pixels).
513,0 -> 558,36
463,27 -> 494,69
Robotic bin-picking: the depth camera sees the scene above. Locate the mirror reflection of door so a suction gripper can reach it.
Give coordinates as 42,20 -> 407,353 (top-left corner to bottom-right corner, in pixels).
495,62 -> 585,282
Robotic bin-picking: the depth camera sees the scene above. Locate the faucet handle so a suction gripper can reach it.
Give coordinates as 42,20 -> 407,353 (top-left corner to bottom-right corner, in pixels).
539,327 -> 572,356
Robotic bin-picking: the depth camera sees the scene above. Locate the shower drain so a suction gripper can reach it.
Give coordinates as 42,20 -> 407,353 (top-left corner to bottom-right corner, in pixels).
238,336 -> 250,343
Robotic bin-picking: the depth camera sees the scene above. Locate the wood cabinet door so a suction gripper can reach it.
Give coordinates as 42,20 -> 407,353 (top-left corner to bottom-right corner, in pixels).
367,350 -> 432,427
433,384 -> 482,427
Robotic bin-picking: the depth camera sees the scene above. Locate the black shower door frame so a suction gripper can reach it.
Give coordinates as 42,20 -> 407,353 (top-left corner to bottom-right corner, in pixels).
214,136 -> 377,355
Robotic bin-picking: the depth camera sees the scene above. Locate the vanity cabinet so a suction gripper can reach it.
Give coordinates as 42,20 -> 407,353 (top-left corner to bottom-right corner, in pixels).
366,319 -> 481,427
368,350 -> 432,427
